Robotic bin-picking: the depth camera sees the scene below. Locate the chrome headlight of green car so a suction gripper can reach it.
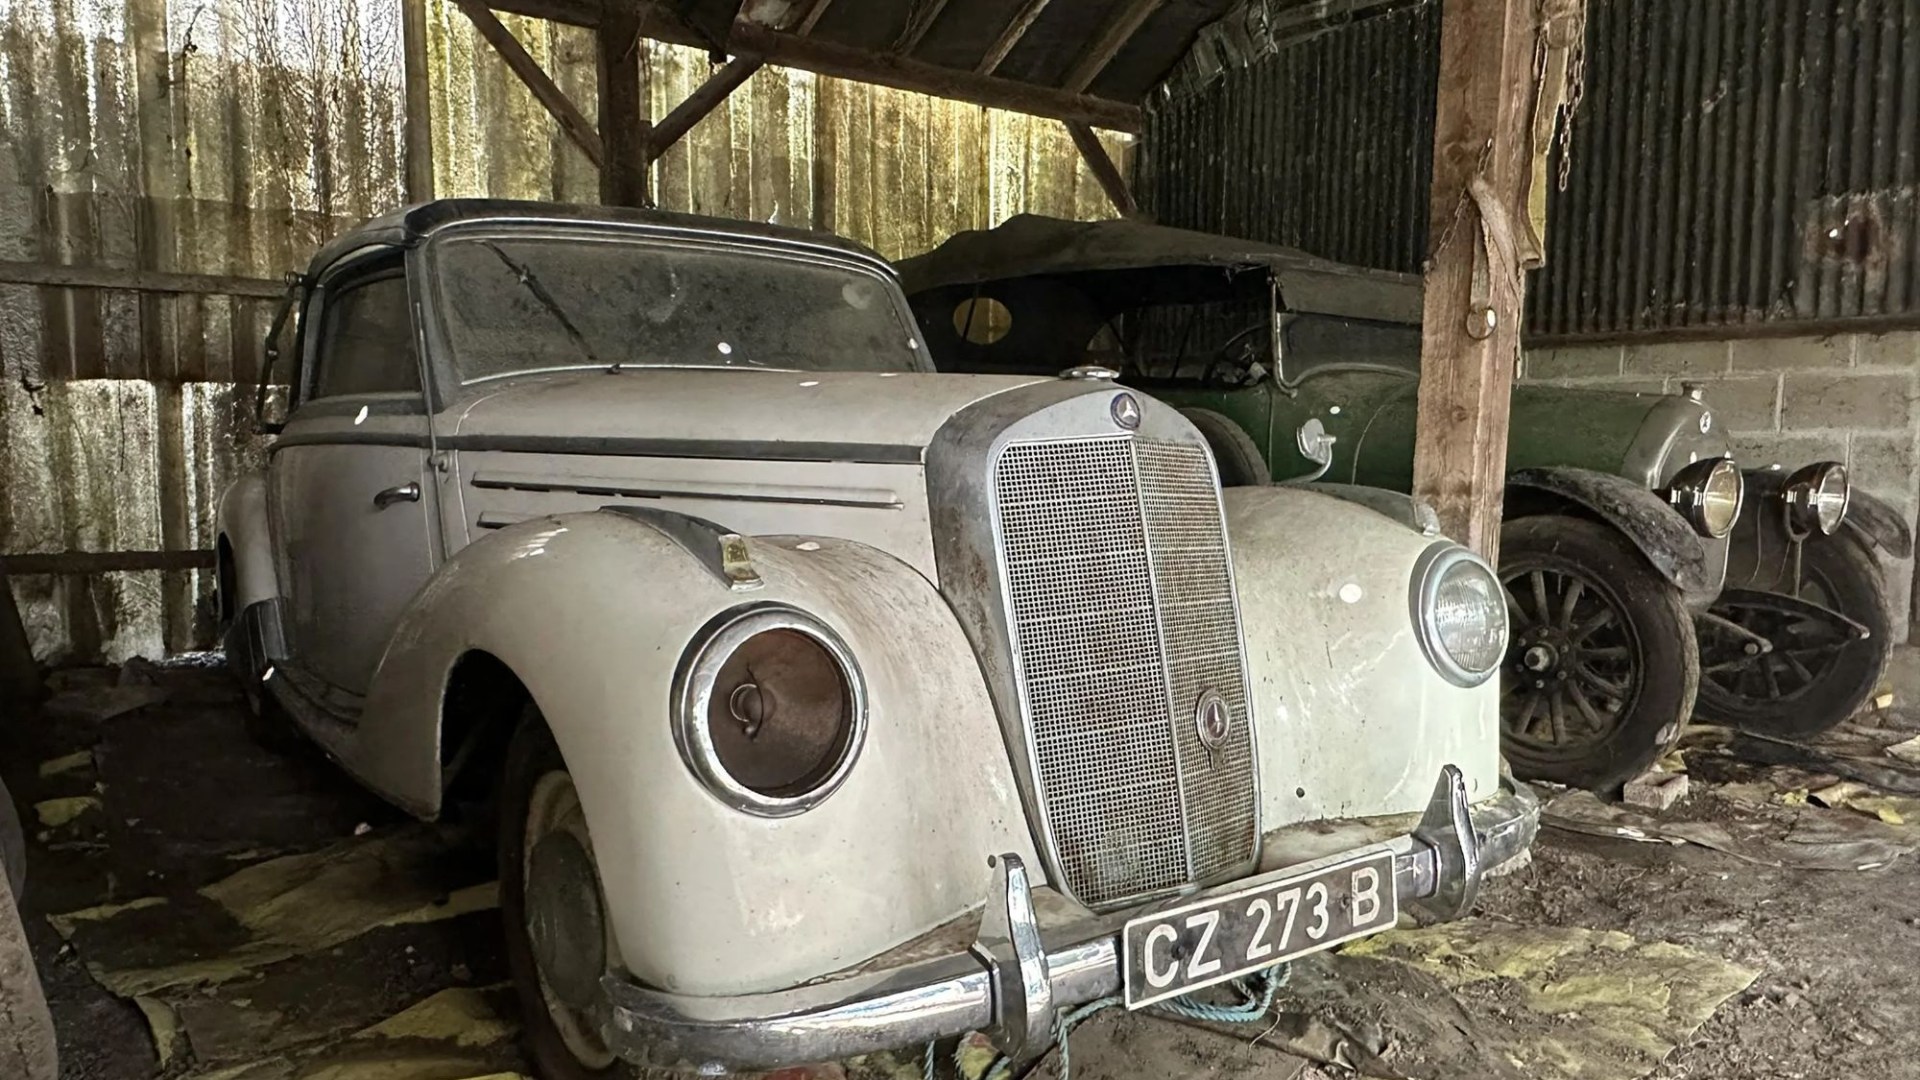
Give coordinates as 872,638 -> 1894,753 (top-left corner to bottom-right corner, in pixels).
1782,461 -> 1851,539
1662,456 -> 1744,538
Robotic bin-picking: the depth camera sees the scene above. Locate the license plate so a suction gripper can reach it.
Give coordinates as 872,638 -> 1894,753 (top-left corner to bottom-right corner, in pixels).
1121,846 -> 1398,1008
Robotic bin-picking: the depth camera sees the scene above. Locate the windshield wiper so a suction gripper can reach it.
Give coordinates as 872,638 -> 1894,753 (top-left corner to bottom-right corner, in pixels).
478,240 -> 607,370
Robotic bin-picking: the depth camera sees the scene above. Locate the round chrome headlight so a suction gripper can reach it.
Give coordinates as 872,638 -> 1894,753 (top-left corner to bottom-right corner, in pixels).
1664,456 -> 1744,538
1783,461 -> 1850,538
1411,544 -> 1509,687
673,605 -> 866,817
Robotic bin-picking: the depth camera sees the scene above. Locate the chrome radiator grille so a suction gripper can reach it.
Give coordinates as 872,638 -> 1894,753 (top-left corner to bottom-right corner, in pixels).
993,436 -> 1257,908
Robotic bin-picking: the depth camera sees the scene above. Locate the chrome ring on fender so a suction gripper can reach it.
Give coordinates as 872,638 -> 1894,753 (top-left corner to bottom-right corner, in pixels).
672,604 -> 868,818
1663,456 -> 1744,538
1782,461 -> 1851,539
1410,543 -> 1509,688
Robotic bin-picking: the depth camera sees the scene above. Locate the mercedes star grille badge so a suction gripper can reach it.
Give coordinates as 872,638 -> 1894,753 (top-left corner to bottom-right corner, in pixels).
1111,392 -> 1142,430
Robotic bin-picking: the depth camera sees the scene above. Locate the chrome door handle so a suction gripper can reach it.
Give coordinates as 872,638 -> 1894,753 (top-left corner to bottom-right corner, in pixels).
373,482 -> 422,509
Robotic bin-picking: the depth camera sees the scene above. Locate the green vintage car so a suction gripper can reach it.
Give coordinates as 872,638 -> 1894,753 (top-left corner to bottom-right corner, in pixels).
900,215 -> 1909,789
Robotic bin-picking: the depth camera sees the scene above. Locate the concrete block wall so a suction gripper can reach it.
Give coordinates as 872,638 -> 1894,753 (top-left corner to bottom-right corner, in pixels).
1522,331 -> 1920,641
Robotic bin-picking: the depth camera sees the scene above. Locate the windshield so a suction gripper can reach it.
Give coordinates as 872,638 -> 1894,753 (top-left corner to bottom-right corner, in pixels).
431,230 -> 927,381
1280,314 -> 1420,382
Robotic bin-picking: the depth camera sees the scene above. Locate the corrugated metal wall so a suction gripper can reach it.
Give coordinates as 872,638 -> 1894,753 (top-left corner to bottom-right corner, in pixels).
1141,0 -> 1920,340
1138,0 -> 1439,276
1,0 -> 1126,663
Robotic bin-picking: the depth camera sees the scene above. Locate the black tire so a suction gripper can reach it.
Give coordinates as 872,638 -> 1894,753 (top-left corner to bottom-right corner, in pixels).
1498,515 -> 1700,790
1179,408 -> 1270,487
223,621 -> 310,757
499,712 -> 640,1080
0,779 -> 22,902
0,864 -> 57,1080
1695,533 -> 1891,737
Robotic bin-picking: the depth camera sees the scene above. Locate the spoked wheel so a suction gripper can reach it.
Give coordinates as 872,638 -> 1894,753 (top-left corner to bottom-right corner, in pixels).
1498,515 -> 1700,790
500,712 -> 638,1080
1695,533 -> 1890,737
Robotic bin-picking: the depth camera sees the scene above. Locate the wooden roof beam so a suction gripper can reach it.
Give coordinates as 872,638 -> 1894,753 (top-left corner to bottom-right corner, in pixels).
483,1 -> 1143,130
1061,0 -> 1166,93
648,54 -> 767,158
976,0 -> 1053,75
893,0 -> 953,54
454,0 -> 606,166
1065,120 -> 1135,216
728,19 -> 1141,130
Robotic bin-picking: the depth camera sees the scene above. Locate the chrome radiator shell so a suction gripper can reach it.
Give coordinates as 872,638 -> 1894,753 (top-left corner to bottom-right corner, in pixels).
928,384 -> 1259,911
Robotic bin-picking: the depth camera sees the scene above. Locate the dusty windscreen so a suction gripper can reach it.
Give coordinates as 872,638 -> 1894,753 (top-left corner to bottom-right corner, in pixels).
432,232 -> 926,380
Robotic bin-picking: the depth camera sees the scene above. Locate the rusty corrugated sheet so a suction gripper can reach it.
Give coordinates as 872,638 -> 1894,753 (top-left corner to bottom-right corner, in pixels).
1,0 -> 1123,662
1137,0 -> 1438,278
1143,0 -> 1920,341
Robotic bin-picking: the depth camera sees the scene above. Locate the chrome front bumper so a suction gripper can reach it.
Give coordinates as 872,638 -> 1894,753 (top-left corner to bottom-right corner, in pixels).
601,766 -> 1538,1073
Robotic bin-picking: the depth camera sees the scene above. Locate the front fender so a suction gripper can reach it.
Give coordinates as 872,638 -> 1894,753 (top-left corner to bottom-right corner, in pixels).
1224,487 -> 1502,826
216,472 -> 278,614
357,511 -> 1037,998
1845,489 -> 1914,558
1506,467 -> 1715,598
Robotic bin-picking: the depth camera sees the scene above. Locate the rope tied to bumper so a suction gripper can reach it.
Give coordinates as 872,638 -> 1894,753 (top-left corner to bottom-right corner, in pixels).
930,962 -> 1290,1080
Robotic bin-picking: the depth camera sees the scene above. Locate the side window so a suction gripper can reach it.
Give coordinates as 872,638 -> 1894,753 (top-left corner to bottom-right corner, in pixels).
312,274 -> 420,398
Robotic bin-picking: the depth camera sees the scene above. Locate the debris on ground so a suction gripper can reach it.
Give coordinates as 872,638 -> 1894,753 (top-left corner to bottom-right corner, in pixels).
1341,920 -> 1758,1080
50,824 -> 496,998
41,685 -> 170,724
1542,788 -> 1914,870
1623,768 -> 1690,811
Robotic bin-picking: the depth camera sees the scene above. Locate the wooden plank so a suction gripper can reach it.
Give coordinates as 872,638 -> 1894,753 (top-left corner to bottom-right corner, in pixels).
1061,0 -> 1165,93
893,0 -> 953,54
598,4 -> 651,206
1409,0 -> 1540,559
490,0 -> 602,26
728,20 -> 1143,131
789,0 -> 836,34
648,55 -> 765,159
976,0 -> 1052,75
1065,120 -> 1135,216
453,0 -> 606,167
402,0 -> 437,202
0,260 -> 284,298
0,551 -> 217,575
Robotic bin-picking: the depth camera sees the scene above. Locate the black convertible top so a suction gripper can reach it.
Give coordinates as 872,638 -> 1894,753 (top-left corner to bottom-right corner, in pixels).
306,199 -> 893,281
896,214 -> 1422,325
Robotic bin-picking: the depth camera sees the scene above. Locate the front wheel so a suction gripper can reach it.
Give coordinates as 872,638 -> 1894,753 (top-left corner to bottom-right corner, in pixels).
1695,534 -> 1891,737
1498,515 -> 1700,790
500,712 -> 638,1080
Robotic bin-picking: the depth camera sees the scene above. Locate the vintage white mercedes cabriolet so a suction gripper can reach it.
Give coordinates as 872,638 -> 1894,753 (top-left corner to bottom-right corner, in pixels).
217,199 -> 1537,1077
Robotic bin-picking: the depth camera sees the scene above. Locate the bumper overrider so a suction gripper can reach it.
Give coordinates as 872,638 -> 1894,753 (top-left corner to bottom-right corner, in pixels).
600,766 -> 1538,1072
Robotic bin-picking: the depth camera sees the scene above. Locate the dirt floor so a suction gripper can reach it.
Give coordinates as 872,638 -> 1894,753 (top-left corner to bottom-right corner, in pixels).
7,659 -> 1920,1080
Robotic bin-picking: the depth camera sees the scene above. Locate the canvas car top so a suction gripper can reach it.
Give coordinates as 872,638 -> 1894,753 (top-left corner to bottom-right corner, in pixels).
896,214 -> 1424,325
305,198 -> 896,282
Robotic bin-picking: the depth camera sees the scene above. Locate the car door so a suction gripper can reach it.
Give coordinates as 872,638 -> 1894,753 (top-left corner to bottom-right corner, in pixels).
268,253 -> 439,706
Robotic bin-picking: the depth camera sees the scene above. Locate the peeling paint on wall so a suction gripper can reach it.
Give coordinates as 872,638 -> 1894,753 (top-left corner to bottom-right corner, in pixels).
1,0 -> 1127,661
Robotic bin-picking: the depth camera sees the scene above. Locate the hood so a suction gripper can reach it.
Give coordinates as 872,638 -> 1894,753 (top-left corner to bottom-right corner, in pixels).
447,368 -> 1059,463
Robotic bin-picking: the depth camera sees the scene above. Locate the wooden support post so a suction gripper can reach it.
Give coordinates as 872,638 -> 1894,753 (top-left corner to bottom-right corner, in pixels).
1065,121 -> 1135,217
647,55 -> 764,160
402,0 -> 437,202
453,0 -> 606,166
1409,0 -> 1540,560
598,3 -> 650,206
